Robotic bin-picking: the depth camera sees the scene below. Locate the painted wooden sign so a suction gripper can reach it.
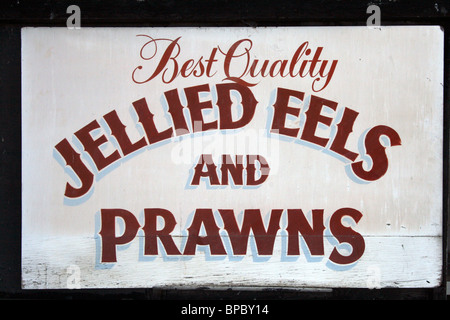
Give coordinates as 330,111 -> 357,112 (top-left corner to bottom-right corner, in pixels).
21,26 -> 444,289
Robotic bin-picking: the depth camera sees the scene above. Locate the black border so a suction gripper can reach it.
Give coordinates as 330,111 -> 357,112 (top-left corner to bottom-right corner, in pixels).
0,0 -> 448,300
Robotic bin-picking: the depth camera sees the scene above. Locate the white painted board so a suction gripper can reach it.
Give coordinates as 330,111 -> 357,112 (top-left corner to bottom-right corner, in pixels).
21,26 -> 444,289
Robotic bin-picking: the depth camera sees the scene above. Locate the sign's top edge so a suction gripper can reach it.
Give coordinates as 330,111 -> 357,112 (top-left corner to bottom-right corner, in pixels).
20,25 -> 445,39
20,25 -> 444,30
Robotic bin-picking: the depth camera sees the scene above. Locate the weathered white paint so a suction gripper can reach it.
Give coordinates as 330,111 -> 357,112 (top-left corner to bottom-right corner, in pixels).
21,26 -> 444,289
21,235 -> 441,289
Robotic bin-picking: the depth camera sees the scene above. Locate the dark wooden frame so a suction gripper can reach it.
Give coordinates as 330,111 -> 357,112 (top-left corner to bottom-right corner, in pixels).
0,0 -> 448,300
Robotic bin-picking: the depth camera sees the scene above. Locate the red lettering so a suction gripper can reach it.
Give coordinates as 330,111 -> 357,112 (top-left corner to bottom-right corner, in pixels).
185,84 -> 218,132
190,154 -> 270,186
286,209 -> 325,256
74,120 -> 121,171
54,138 -> 94,198
270,87 -> 305,137
164,88 -> 191,136
246,155 -> 270,185
96,207 -> 365,264
142,208 -> 181,255
99,208 -> 140,263
222,39 -> 254,86
103,110 -> 148,156
220,154 -> 244,186
219,209 -> 282,255
191,154 -> 220,186
329,107 -> 359,161
351,125 -> 402,181
205,47 -> 218,77
216,82 -> 258,130
289,42 -> 309,78
329,207 -> 365,265
300,95 -> 338,147
183,208 -> 226,255
56,85 -> 401,202
132,36 -> 181,84
132,97 -> 173,144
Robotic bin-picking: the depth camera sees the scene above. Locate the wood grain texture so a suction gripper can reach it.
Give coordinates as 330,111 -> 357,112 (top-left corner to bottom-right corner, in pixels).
22,235 -> 442,289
